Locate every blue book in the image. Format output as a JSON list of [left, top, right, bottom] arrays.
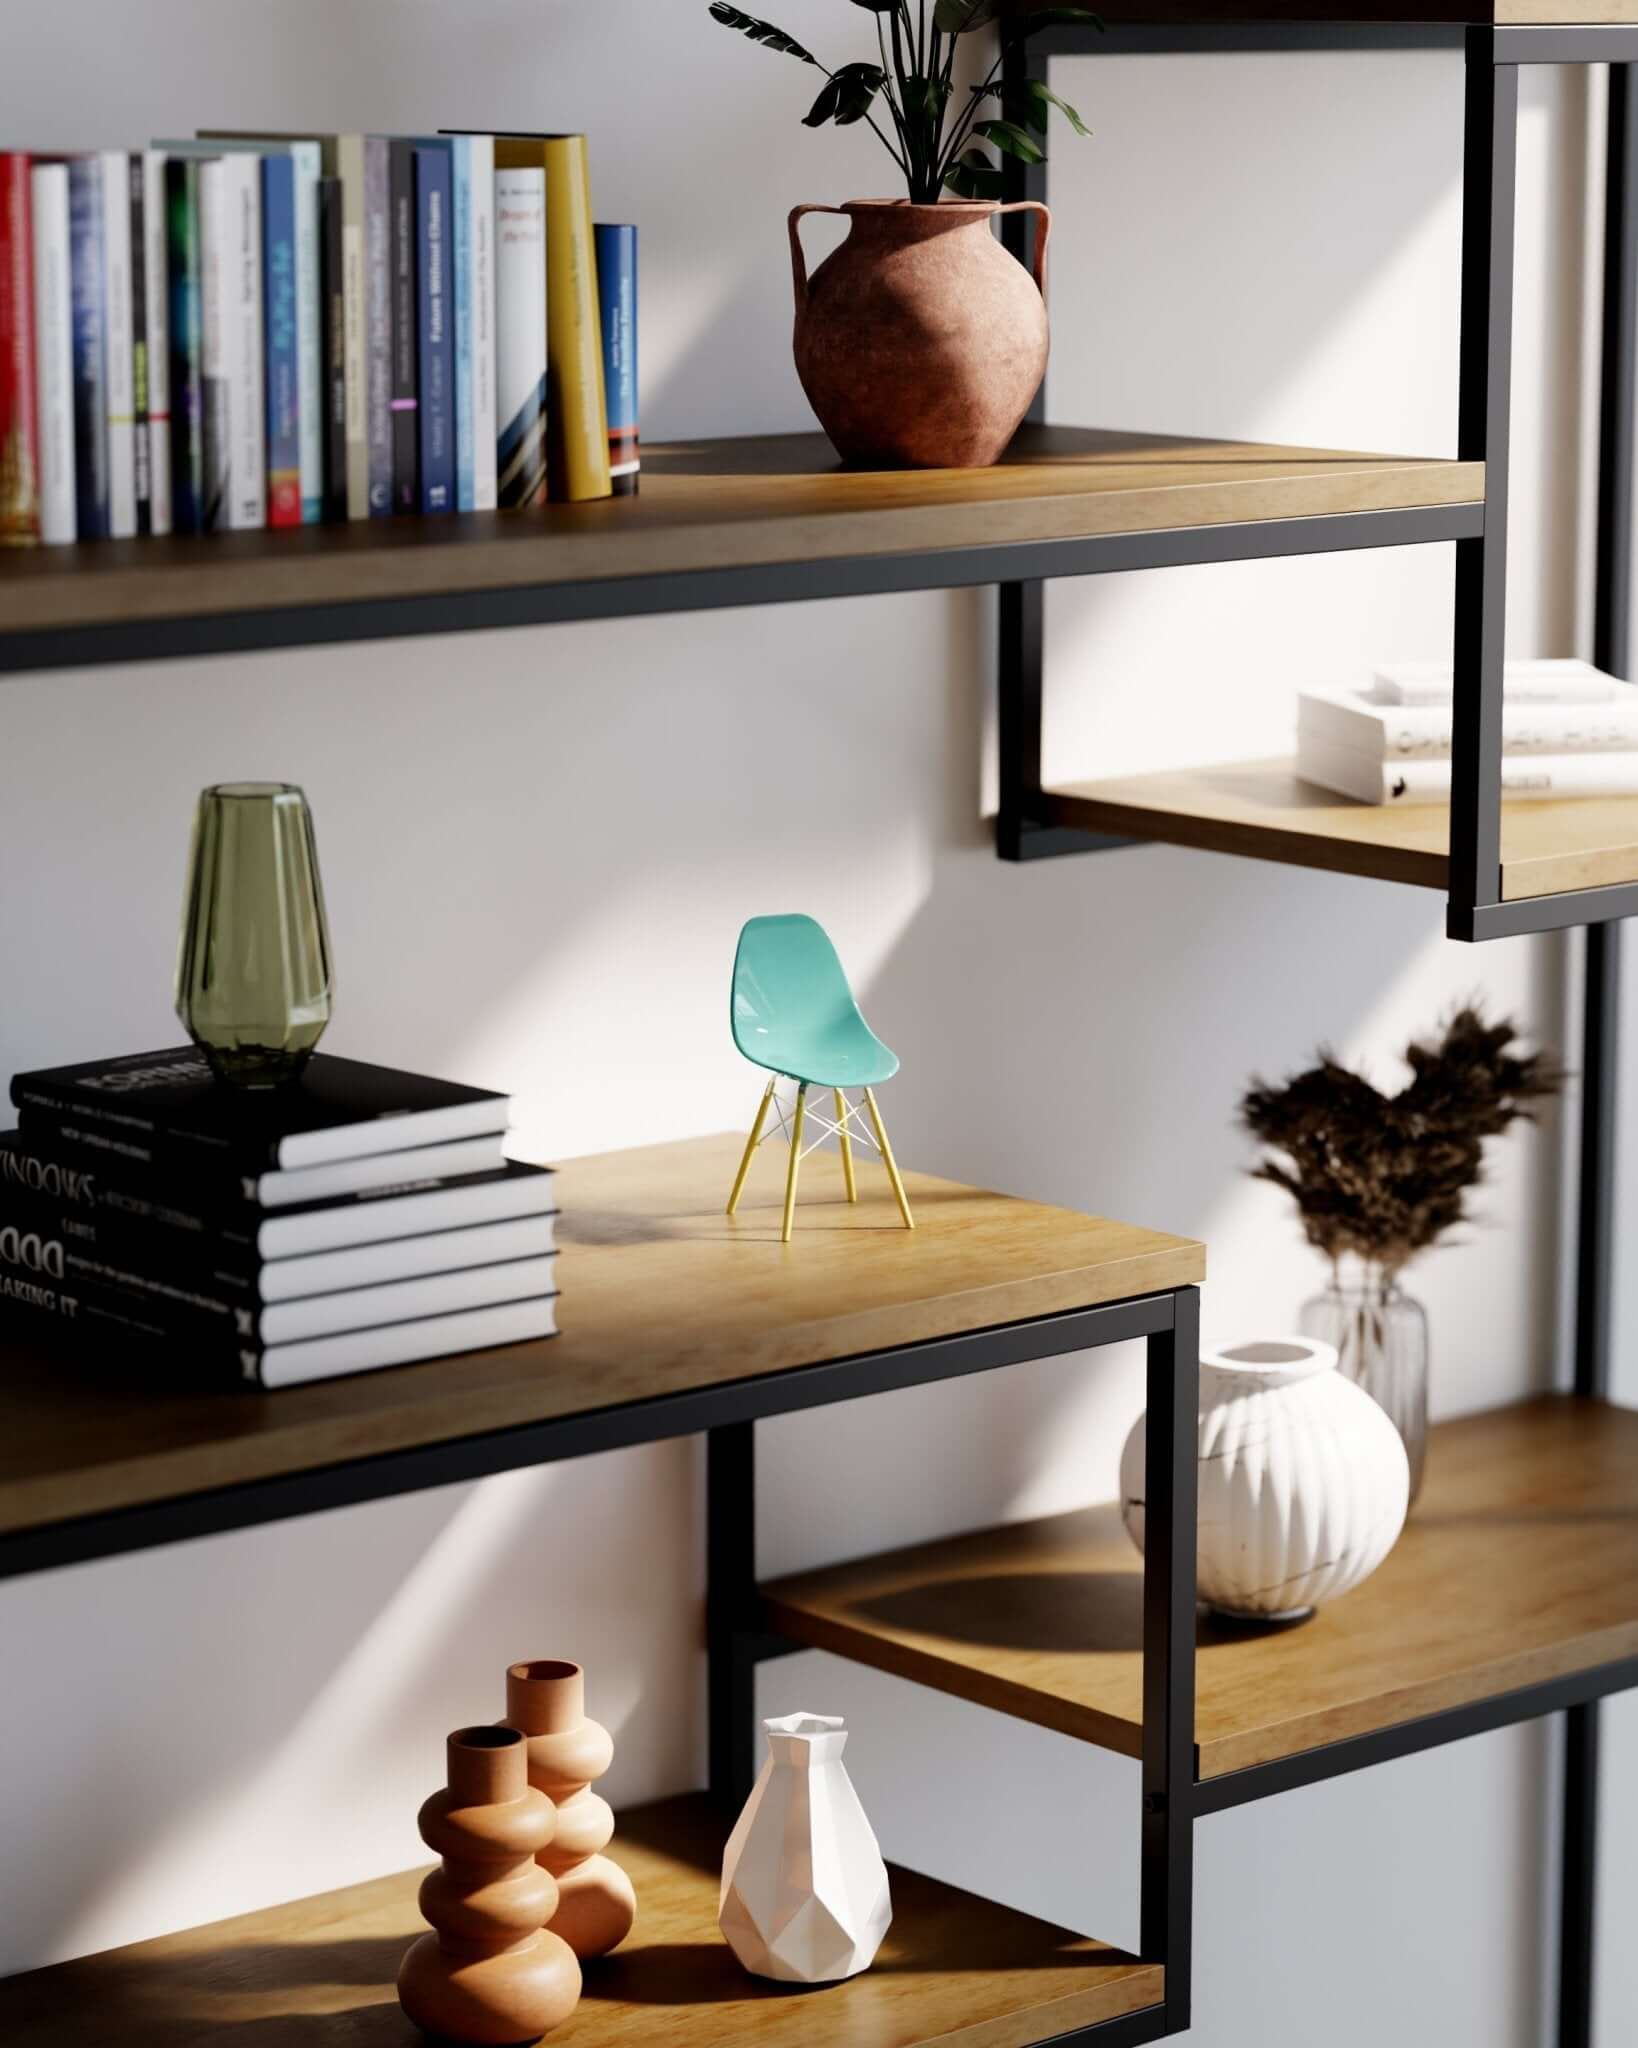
[[67, 157, 110, 539], [595, 224, 639, 498], [451, 135, 474, 512], [414, 144, 454, 515], [261, 153, 301, 528]]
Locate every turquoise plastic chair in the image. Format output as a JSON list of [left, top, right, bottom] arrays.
[[726, 914, 914, 1242]]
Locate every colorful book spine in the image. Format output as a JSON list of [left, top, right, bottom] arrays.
[[126, 155, 152, 535], [0, 152, 38, 544], [337, 133, 367, 519], [493, 166, 546, 509], [595, 223, 638, 497], [261, 153, 301, 528], [30, 163, 74, 545], [388, 137, 418, 513], [99, 151, 136, 536], [415, 144, 454, 514], [318, 173, 346, 520], [364, 135, 392, 515], [141, 152, 172, 535], [164, 155, 206, 534], [539, 136, 611, 503], [450, 136, 475, 510], [287, 143, 323, 523], [220, 153, 265, 528], [466, 134, 496, 511], [67, 156, 109, 540]]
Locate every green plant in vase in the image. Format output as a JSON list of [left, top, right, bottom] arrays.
[[1240, 1007, 1561, 1506], [706, 2, 1102, 469]]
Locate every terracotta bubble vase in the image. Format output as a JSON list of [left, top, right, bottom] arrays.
[[397, 1725, 581, 2045], [504, 1659, 637, 1959], [789, 198, 1050, 470]]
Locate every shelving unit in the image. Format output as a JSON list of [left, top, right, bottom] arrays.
[[0, 1795, 1162, 2048]]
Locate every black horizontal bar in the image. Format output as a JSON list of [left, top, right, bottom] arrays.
[[1032, 2000, 1176, 2047], [0, 1290, 1176, 1582], [0, 503, 1482, 678], [1193, 1653, 1638, 1813], [1003, 821, 1142, 861], [1043, 21, 1466, 54], [1449, 878, 1638, 940], [1495, 24, 1638, 62]]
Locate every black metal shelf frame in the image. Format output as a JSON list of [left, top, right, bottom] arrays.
[[1000, 19, 1635, 2048]]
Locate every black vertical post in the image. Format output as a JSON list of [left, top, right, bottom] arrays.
[[707, 1421, 759, 1810], [1448, 34, 1518, 934], [1142, 1288, 1200, 2029]]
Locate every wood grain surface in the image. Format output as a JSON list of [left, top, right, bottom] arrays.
[[763, 1398, 1638, 1777], [0, 1795, 1160, 2048], [0, 1134, 1203, 1537], [0, 428, 1479, 634], [1047, 762, 1638, 902]]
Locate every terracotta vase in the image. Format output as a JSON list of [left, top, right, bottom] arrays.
[[789, 197, 1050, 470], [397, 1726, 581, 2045], [504, 1659, 637, 1959]]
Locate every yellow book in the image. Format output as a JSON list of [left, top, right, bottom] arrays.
[[490, 135, 611, 503]]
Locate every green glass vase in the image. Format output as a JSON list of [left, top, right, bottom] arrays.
[[174, 783, 334, 1088]]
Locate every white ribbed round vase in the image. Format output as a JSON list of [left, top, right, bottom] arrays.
[[1120, 1335, 1410, 1622]]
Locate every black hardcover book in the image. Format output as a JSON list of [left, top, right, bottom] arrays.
[[319, 173, 347, 521], [0, 1272, 558, 1390], [166, 155, 207, 535], [128, 153, 152, 536], [0, 1130, 556, 1261], [389, 137, 419, 513], [13, 1046, 510, 1172]]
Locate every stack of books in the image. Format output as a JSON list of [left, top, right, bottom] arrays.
[[1296, 658, 1638, 806], [0, 130, 638, 547], [0, 1048, 558, 1389]]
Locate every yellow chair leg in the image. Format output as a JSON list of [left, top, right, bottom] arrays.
[[726, 1078, 776, 1217], [782, 1084, 809, 1244], [863, 1087, 914, 1230], [835, 1089, 858, 1203]]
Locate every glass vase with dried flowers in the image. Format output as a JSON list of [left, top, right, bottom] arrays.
[[1240, 1008, 1560, 1505]]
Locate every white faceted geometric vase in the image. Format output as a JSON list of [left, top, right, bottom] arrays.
[[718, 1712, 893, 1984], [1121, 1335, 1410, 1622]]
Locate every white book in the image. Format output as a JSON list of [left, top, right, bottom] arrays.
[[1298, 734, 1638, 806], [287, 142, 323, 522], [494, 166, 547, 507], [252, 1132, 508, 1209], [29, 163, 75, 545], [259, 1210, 557, 1302], [194, 151, 266, 530], [453, 134, 498, 512], [256, 1159, 556, 1260], [337, 133, 369, 520], [258, 1290, 557, 1390], [258, 1251, 556, 1344], [141, 151, 171, 535], [99, 150, 136, 536], [1373, 657, 1620, 707], [1300, 681, 1638, 763]]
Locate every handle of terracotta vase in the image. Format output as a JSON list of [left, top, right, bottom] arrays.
[[789, 204, 848, 315], [995, 200, 1051, 299]]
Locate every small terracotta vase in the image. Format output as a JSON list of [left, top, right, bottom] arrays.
[[789, 197, 1050, 469], [504, 1660, 637, 1959], [397, 1726, 581, 2045]]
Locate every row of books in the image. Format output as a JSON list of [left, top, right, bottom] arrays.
[[0, 1047, 558, 1390], [0, 131, 639, 546], [1297, 659, 1638, 805]]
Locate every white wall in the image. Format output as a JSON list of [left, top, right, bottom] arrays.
[[0, 4, 1614, 2041]]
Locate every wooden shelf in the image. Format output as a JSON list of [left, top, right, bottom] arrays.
[[0, 1793, 1159, 2048], [1047, 760, 1638, 902], [0, 1133, 1202, 1545], [763, 1397, 1638, 1780], [0, 427, 1478, 672], [1025, 0, 1638, 26]]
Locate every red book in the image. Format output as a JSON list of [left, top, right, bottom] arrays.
[[0, 152, 39, 546]]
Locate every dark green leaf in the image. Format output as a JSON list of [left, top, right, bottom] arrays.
[[707, 2, 817, 62], [833, 60, 889, 124], [932, 0, 1000, 32], [943, 147, 1005, 199], [901, 72, 953, 122], [803, 75, 843, 124], [1013, 6, 1104, 31], [975, 118, 1046, 164], [848, 0, 902, 9], [1005, 75, 1091, 136]]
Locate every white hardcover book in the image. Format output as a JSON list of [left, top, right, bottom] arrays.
[[338, 133, 368, 520], [99, 150, 136, 536], [29, 164, 75, 545], [1298, 734, 1638, 806], [256, 1161, 557, 1260], [141, 151, 171, 534], [1374, 657, 1619, 707], [259, 1252, 556, 1344], [259, 1211, 558, 1303], [221, 153, 264, 528], [259, 1292, 558, 1390], [286, 142, 322, 522], [468, 134, 497, 510], [494, 166, 547, 508], [1299, 683, 1638, 763]]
